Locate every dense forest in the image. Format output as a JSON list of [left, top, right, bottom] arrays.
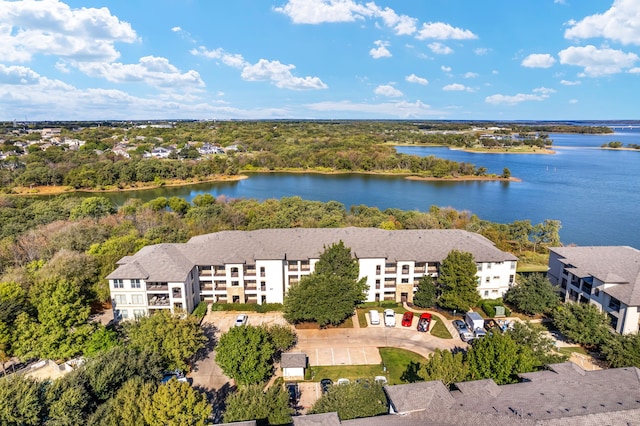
[[1, 120, 611, 192]]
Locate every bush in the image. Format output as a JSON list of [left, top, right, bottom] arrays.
[[209, 303, 283, 313], [191, 301, 208, 320], [357, 301, 400, 309], [478, 299, 510, 317]]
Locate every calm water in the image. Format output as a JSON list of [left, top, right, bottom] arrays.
[[94, 129, 640, 248]]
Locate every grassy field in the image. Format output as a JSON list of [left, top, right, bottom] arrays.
[[430, 316, 453, 339], [516, 251, 550, 273], [356, 309, 368, 328], [306, 347, 428, 385]]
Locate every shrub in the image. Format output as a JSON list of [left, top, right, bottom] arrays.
[[209, 303, 283, 313], [191, 301, 208, 320], [478, 299, 510, 317]]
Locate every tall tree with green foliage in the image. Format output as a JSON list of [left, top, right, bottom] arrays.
[[223, 384, 293, 426], [0, 375, 45, 426], [143, 379, 210, 426], [215, 325, 276, 385], [266, 324, 297, 359], [552, 303, 611, 346], [124, 310, 206, 371], [413, 274, 437, 308], [503, 273, 560, 315], [310, 381, 388, 420], [437, 250, 480, 312], [507, 321, 567, 366], [87, 377, 156, 426], [284, 241, 367, 327], [418, 348, 468, 388], [466, 333, 536, 385], [600, 333, 640, 368]]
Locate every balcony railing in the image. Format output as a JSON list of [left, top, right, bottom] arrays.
[[147, 284, 168, 291], [244, 268, 256, 276], [199, 270, 212, 276], [288, 265, 299, 271], [215, 285, 227, 291], [200, 284, 214, 291], [414, 267, 426, 274], [246, 286, 257, 291], [148, 295, 169, 306]]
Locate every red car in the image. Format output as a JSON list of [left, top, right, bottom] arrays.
[[417, 313, 432, 332], [401, 311, 414, 327]]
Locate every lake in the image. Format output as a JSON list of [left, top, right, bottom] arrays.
[[95, 129, 640, 248]]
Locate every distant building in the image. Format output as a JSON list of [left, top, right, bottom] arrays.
[[548, 245, 640, 334], [106, 228, 516, 321]]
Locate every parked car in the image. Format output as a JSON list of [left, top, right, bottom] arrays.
[[336, 378, 350, 385], [459, 331, 475, 343], [369, 309, 380, 325], [234, 314, 248, 327], [384, 309, 396, 327], [320, 378, 333, 394], [452, 319, 468, 334], [286, 382, 300, 405], [417, 313, 432, 332], [401, 311, 414, 327], [161, 371, 188, 384], [374, 376, 388, 386]]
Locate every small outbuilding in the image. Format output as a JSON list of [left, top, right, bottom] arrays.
[[281, 352, 307, 380]]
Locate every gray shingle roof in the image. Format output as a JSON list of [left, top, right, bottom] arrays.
[[108, 228, 516, 284], [293, 412, 341, 426], [549, 246, 640, 306], [281, 352, 307, 369]]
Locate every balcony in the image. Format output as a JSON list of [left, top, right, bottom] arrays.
[[213, 268, 225, 277], [288, 264, 299, 271], [172, 289, 182, 299], [200, 284, 214, 291], [148, 295, 169, 306], [199, 269, 212, 276], [246, 285, 257, 291], [215, 285, 227, 291], [244, 267, 256, 276], [147, 283, 168, 292], [414, 267, 426, 274]]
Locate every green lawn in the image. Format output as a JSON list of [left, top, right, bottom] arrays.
[[430, 316, 453, 339], [356, 309, 368, 328], [557, 345, 588, 357], [307, 347, 428, 386]]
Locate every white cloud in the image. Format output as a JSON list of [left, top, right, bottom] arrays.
[[375, 6, 417, 35], [554, 0, 566, 4], [474, 48, 489, 56], [441, 65, 452, 72], [442, 83, 473, 92], [564, 0, 640, 45], [241, 59, 328, 90], [521, 53, 557, 68], [463, 72, 478, 78], [369, 40, 391, 59], [192, 46, 327, 90], [533, 87, 556, 95], [374, 84, 403, 97], [428, 42, 453, 55], [0, 0, 137, 63], [416, 22, 478, 40], [405, 73, 428, 85], [485, 90, 550, 105], [76, 56, 204, 88], [560, 79, 581, 86], [558, 45, 638, 76], [171, 26, 181, 32], [306, 99, 443, 118], [55, 61, 70, 73], [569, 99, 578, 104], [630, 67, 640, 73]]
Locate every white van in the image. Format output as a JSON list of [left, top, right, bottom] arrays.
[[369, 310, 380, 325], [384, 309, 396, 327]]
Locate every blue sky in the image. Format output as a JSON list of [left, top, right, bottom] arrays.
[[0, 0, 639, 121]]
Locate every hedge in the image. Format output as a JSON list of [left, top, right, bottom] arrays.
[[478, 299, 511, 317], [209, 303, 284, 313]]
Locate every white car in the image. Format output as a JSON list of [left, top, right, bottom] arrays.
[[384, 309, 396, 327], [234, 314, 248, 327]]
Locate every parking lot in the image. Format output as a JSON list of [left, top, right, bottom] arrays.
[[202, 310, 289, 333]]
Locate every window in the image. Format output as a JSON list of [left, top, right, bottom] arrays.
[[260, 267, 266, 277], [401, 265, 409, 274], [131, 279, 141, 289], [113, 279, 124, 289], [232, 295, 240, 303], [493, 276, 500, 280], [376, 265, 381, 275], [375, 279, 380, 290], [608, 297, 621, 311], [232, 281, 239, 287], [477, 263, 482, 271], [509, 275, 515, 284], [484, 290, 489, 297], [401, 278, 409, 284], [485, 277, 490, 283], [113, 294, 127, 305], [115, 309, 128, 320], [133, 309, 145, 318], [511, 261, 516, 270], [131, 294, 144, 305], [594, 288, 600, 297], [486, 263, 491, 269]]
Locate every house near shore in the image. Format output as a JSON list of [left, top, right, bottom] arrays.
[[106, 228, 516, 321], [547, 245, 640, 334]]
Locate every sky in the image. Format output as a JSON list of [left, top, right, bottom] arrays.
[[0, 0, 639, 121]]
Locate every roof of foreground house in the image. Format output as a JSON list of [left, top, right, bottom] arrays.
[[107, 228, 516, 282], [549, 246, 640, 306]]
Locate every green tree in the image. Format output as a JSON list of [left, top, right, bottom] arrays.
[[507, 321, 567, 366], [124, 311, 206, 371], [413, 274, 437, 308], [552, 303, 611, 346], [310, 381, 388, 420], [418, 348, 468, 388], [143, 379, 210, 426], [215, 325, 275, 385], [88, 377, 156, 426], [0, 281, 29, 325], [83, 325, 119, 357], [44, 372, 93, 426], [501, 167, 511, 179], [0, 375, 45, 426], [168, 197, 190, 216], [223, 384, 292, 426], [503, 273, 560, 315], [437, 250, 480, 312], [532, 219, 561, 251], [69, 196, 115, 220], [466, 333, 536, 385], [600, 333, 640, 368], [266, 324, 297, 357], [284, 242, 367, 327]]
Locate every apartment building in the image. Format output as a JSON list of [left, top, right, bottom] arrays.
[[547, 245, 640, 334], [106, 228, 517, 321]]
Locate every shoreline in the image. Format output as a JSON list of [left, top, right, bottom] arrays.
[[7, 169, 519, 197], [392, 143, 555, 154]]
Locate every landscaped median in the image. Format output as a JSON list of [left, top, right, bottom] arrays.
[[356, 302, 453, 339]]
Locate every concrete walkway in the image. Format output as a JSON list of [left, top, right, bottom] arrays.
[[402, 303, 460, 338]]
